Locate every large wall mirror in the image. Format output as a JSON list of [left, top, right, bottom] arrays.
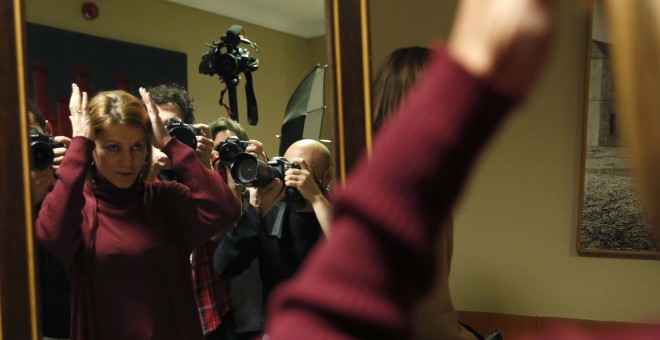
[[0, 0, 369, 339], [23, 0, 333, 158]]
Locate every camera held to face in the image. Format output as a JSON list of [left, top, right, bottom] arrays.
[[165, 117, 202, 149], [29, 127, 64, 170], [215, 136, 250, 165], [230, 153, 306, 210]]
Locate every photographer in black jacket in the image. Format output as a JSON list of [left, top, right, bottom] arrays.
[[214, 139, 333, 327]]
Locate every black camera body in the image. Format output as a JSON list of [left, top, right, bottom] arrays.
[[200, 25, 259, 83], [29, 127, 64, 170], [231, 154, 306, 209], [200, 25, 260, 125], [215, 136, 250, 165], [165, 117, 201, 149]]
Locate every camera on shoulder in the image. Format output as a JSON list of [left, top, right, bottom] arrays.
[[29, 127, 64, 170]]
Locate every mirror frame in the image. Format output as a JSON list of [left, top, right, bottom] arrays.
[[328, 0, 372, 181], [0, 0, 373, 336], [0, 0, 40, 338]]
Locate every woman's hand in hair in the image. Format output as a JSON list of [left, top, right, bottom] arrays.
[[139, 87, 172, 149], [69, 84, 93, 139]]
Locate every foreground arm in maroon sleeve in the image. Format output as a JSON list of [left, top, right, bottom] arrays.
[[265, 1, 556, 337], [265, 47, 517, 339]]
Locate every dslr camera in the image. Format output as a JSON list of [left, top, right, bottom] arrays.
[[230, 154, 306, 209], [200, 25, 259, 81], [199, 25, 260, 125], [215, 136, 250, 165], [165, 117, 202, 149], [29, 127, 64, 170]]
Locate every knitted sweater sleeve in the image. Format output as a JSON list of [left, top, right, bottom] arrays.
[[35, 137, 94, 270], [163, 138, 241, 251], [264, 47, 519, 339]]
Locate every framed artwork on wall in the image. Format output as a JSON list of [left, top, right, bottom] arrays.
[[576, 2, 659, 258]]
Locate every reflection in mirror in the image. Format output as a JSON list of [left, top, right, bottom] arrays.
[[25, 0, 331, 157], [24, 0, 329, 337]]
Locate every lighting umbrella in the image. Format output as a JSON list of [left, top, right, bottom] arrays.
[[278, 64, 327, 155]]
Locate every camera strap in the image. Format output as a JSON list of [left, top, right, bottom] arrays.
[[219, 85, 237, 121], [245, 71, 259, 125], [227, 80, 240, 122]]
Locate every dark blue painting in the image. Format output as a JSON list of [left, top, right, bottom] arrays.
[[26, 23, 187, 136]]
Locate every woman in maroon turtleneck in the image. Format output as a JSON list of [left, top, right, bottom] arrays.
[[36, 85, 241, 340]]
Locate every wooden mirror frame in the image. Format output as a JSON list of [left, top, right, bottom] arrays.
[[0, 0, 40, 338], [328, 0, 372, 181], [0, 0, 373, 336]]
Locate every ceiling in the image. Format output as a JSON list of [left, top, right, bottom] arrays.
[[165, 0, 326, 38]]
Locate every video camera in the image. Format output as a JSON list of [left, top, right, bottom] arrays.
[[165, 117, 202, 149], [215, 136, 250, 166], [29, 127, 64, 170], [230, 153, 306, 210], [200, 25, 260, 125]]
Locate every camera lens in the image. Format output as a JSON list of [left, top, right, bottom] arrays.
[[217, 142, 243, 164], [218, 54, 239, 78], [231, 153, 278, 187], [235, 155, 258, 183], [169, 126, 197, 149], [31, 141, 55, 170]]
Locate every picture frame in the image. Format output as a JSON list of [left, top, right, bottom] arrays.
[[576, 2, 659, 258]]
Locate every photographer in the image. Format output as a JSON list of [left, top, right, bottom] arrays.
[[192, 116, 266, 340], [213, 139, 333, 325], [281, 139, 333, 235], [146, 84, 215, 181], [28, 100, 70, 204], [27, 100, 72, 340]]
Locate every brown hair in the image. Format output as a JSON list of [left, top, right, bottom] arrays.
[[148, 83, 195, 124], [87, 90, 153, 181], [209, 116, 249, 141], [372, 47, 431, 132]]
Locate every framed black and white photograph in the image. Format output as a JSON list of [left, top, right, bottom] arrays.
[[577, 2, 659, 257]]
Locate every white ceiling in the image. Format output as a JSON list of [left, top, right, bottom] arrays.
[[165, 0, 326, 38]]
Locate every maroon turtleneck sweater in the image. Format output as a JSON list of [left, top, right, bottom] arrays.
[[36, 137, 241, 340]]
